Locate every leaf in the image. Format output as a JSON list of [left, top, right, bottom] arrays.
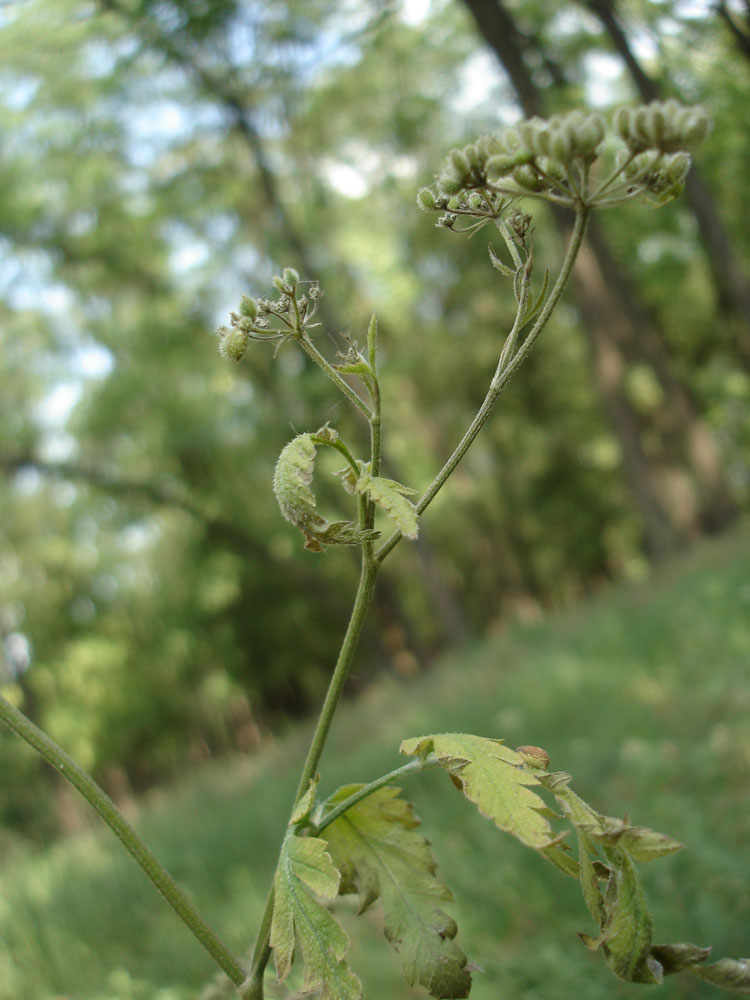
[[650, 942, 712, 976], [273, 433, 325, 541], [598, 846, 661, 984], [291, 776, 319, 826], [322, 785, 471, 998], [521, 269, 549, 324], [577, 830, 606, 925], [273, 432, 376, 551], [689, 957, 750, 993], [355, 472, 418, 539], [270, 833, 361, 1000], [400, 734, 555, 849], [586, 816, 685, 863], [540, 771, 608, 836], [542, 773, 684, 862]]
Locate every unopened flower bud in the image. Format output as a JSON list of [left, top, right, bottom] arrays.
[[550, 128, 573, 164], [282, 267, 300, 289], [416, 187, 437, 211], [486, 153, 521, 180], [239, 295, 258, 320], [512, 164, 544, 192], [219, 327, 250, 362], [448, 148, 471, 177], [613, 106, 632, 143]]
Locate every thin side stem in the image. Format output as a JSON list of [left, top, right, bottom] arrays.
[[314, 758, 438, 834], [0, 693, 248, 992], [299, 334, 372, 420], [375, 205, 590, 566]]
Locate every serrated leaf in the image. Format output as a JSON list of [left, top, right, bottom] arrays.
[[400, 734, 555, 849], [270, 833, 361, 1000], [355, 473, 418, 539], [689, 957, 750, 993], [587, 817, 685, 862], [598, 846, 660, 984], [650, 942, 712, 976], [322, 785, 471, 999], [540, 771, 609, 836], [541, 773, 684, 864], [578, 831, 606, 925], [540, 844, 579, 879]]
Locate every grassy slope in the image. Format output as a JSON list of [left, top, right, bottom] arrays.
[[0, 523, 748, 1000]]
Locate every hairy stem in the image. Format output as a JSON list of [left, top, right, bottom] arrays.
[[0, 693, 248, 992], [246, 550, 380, 996], [299, 334, 372, 420], [375, 205, 590, 565]]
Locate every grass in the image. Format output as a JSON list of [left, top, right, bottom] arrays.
[[1, 522, 749, 1000]]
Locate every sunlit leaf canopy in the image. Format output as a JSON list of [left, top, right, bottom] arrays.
[[0, 0, 748, 834]]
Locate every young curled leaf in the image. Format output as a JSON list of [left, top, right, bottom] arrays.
[[322, 785, 471, 998], [400, 734, 555, 849], [649, 942, 712, 976], [688, 956, 750, 993], [598, 846, 661, 984], [270, 833, 361, 1000], [585, 816, 685, 863], [355, 470, 419, 539], [273, 432, 378, 551]]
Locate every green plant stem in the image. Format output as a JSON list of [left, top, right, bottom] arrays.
[[246, 550, 380, 997], [299, 333, 372, 420], [0, 692, 248, 993], [314, 757, 439, 834], [375, 205, 590, 566]]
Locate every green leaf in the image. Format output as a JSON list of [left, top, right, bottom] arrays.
[[586, 817, 685, 863], [650, 942, 712, 976], [541, 771, 608, 835], [291, 776, 319, 826], [270, 833, 362, 1000], [322, 785, 471, 999], [598, 846, 660, 984], [522, 269, 549, 324], [273, 432, 376, 551], [689, 957, 750, 993], [577, 831, 606, 925], [273, 433, 325, 543], [400, 734, 555, 849], [355, 471, 418, 539]]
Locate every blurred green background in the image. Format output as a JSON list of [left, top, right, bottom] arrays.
[[0, 0, 748, 997]]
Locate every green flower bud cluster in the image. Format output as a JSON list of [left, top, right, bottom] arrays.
[[432, 112, 606, 202], [436, 135, 502, 196], [613, 100, 710, 154], [216, 272, 322, 362], [619, 149, 692, 203], [489, 111, 605, 174]]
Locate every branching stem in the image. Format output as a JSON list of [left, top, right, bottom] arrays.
[[314, 757, 439, 834], [375, 205, 590, 565]]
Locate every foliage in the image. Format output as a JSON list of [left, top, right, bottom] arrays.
[[1, 521, 749, 999], [3, 72, 748, 1000], [1, 0, 749, 836]]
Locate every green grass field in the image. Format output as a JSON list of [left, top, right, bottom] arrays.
[[1, 523, 749, 1000]]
